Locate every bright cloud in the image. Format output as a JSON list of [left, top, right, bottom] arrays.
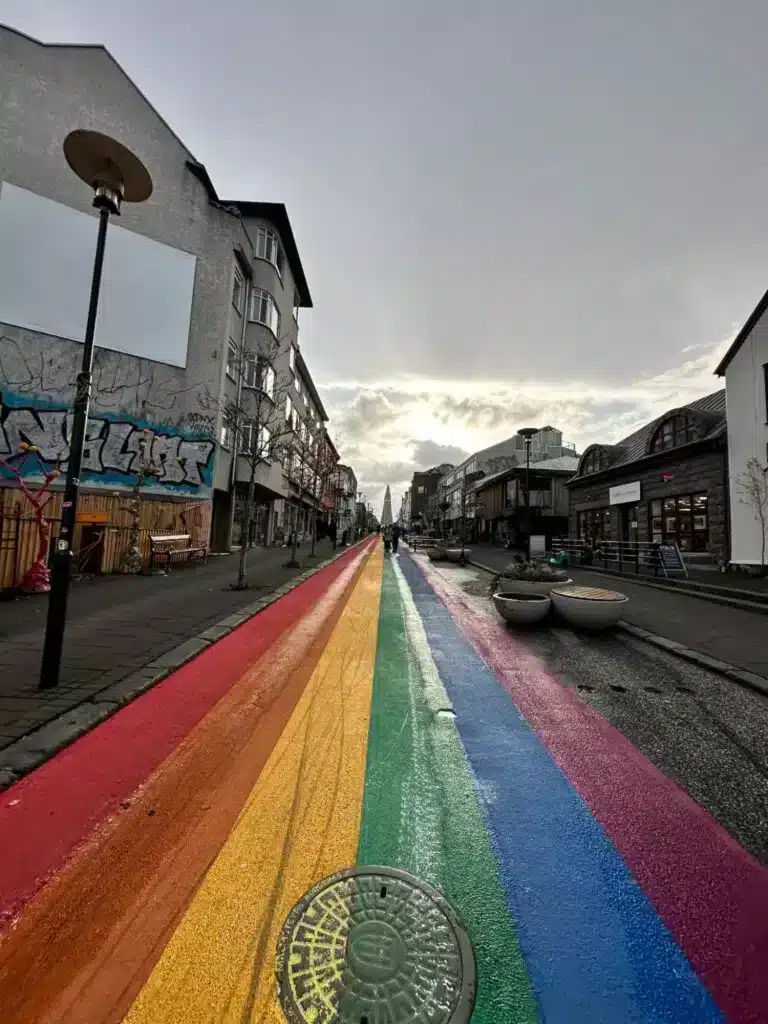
[[320, 334, 733, 518]]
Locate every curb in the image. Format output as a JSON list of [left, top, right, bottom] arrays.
[[549, 564, 768, 616], [0, 538, 373, 792], [617, 622, 768, 699], [467, 558, 768, 700]]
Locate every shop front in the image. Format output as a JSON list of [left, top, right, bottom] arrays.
[[566, 391, 727, 564]]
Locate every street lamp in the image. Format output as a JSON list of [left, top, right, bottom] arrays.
[[39, 131, 152, 690], [517, 428, 538, 560]]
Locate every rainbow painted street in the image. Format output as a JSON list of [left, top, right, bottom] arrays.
[[1, 539, 766, 1023]]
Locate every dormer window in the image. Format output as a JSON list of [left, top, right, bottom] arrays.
[[650, 414, 697, 453], [581, 448, 607, 474]]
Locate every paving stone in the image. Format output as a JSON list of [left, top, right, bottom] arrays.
[[92, 666, 171, 707]]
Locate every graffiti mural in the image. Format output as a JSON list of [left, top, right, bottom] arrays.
[[0, 393, 215, 494]]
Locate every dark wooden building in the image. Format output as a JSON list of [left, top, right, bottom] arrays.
[[566, 391, 728, 565]]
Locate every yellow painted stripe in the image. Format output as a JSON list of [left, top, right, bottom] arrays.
[[123, 547, 383, 1024]]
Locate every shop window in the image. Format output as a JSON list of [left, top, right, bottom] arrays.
[[577, 507, 611, 543], [649, 493, 708, 551]]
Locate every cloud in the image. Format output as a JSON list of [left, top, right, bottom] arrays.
[[319, 332, 733, 517], [410, 439, 470, 469]]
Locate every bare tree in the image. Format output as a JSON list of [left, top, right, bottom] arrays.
[[0, 444, 61, 593], [300, 429, 339, 557], [115, 429, 163, 573], [737, 456, 768, 572], [202, 332, 296, 589]]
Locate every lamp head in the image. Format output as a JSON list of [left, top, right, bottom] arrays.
[[63, 130, 152, 215]]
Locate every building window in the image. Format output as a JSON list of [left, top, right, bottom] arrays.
[[649, 494, 708, 552], [650, 415, 697, 453], [221, 422, 233, 449], [293, 291, 301, 322], [289, 344, 296, 373], [232, 270, 244, 313], [764, 363, 768, 422], [255, 226, 284, 276], [241, 421, 271, 457], [577, 508, 611, 543], [581, 448, 606, 474], [250, 287, 280, 335], [261, 362, 275, 399], [286, 395, 293, 424], [295, 373, 302, 398], [226, 339, 238, 379], [417, 485, 425, 494]]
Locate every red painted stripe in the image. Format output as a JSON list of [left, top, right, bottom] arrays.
[[419, 559, 768, 1024], [0, 542, 371, 928]]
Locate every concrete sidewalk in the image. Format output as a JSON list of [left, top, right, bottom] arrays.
[[470, 545, 768, 680], [0, 538, 341, 751]]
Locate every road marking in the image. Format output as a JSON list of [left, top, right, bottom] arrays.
[[123, 547, 383, 1024]]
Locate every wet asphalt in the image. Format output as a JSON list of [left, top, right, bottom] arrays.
[[458, 573, 768, 867]]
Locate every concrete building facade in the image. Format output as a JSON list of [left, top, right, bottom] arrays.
[[0, 24, 327, 583]]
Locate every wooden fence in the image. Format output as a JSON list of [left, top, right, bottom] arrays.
[[0, 488, 211, 592]]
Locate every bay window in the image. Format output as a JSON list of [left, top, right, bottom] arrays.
[[255, 225, 285, 276], [250, 287, 280, 336]]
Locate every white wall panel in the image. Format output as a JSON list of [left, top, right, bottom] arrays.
[[0, 182, 196, 367]]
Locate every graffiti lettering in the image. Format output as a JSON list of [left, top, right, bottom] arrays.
[[0, 394, 215, 492], [186, 412, 215, 435]]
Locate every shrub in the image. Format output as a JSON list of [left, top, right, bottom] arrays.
[[499, 561, 570, 583]]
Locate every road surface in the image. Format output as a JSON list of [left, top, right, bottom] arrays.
[[0, 540, 766, 1023]]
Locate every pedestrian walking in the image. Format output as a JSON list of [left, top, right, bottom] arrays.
[[329, 519, 337, 552], [383, 524, 392, 553], [392, 522, 401, 554]]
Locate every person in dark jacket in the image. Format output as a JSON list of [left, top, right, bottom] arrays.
[[391, 523, 401, 554], [329, 519, 337, 551]]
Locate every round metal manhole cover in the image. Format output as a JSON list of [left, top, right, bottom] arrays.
[[275, 865, 476, 1023]]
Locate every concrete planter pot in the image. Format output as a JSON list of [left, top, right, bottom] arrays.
[[444, 547, 472, 563], [492, 592, 551, 626], [550, 585, 628, 629], [427, 547, 447, 561], [497, 576, 572, 596]]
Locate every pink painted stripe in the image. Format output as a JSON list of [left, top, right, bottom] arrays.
[[419, 558, 768, 1024]]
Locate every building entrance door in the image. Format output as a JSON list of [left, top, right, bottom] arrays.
[[621, 505, 639, 543]]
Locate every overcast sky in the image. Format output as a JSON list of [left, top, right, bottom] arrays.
[[3, 0, 768, 516]]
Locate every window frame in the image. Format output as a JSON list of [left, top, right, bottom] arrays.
[[255, 225, 285, 278], [249, 287, 280, 337], [763, 363, 768, 423], [220, 422, 233, 450], [232, 269, 244, 314], [226, 338, 238, 380]]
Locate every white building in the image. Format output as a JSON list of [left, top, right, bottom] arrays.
[[716, 289, 768, 565]]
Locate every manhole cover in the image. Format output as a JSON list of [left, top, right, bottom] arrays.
[[276, 865, 476, 1023]]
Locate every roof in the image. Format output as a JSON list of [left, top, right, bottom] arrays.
[[470, 455, 580, 493], [187, 162, 312, 308], [571, 389, 726, 483], [715, 286, 768, 376], [295, 349, 328, 422]]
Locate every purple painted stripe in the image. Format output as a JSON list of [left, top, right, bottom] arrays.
[[418, 558, 768, 1024]]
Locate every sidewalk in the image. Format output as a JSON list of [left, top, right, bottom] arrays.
[[470, 545, 768, 679], [0, 538, 339, 750]]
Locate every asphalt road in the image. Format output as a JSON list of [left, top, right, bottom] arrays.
[[454, 565, 768, 867]]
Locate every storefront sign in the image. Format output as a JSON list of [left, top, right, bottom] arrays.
[[609, 481, 641, 505], [529, 534, 546, 556]]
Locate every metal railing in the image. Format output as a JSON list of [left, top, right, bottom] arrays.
[[551, 537, 688, 578]]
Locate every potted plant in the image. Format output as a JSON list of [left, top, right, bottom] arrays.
[[494, 561, 572, 596]]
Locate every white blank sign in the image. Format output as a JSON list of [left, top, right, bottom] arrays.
[[0, 182, 196, 368]]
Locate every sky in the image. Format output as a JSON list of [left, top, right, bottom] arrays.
[[4, 0, 768, 517]]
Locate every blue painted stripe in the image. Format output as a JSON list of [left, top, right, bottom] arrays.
[[399, 554, 722, 1024]]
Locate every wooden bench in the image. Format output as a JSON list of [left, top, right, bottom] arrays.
[[149, 533, 207, 571]]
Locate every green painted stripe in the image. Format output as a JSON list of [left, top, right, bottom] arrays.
[[358, 557, 539, 1023]]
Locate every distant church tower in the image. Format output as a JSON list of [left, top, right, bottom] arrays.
[[381, 486, 393, 527]]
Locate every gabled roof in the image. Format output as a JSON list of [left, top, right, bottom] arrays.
[[469, 455, 580, 493], [715, 286, 768, 376], [571, 390, 726, 483], [186, 162, 312, 308]]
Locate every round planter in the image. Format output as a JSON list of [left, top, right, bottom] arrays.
[[493, 592, 551, 626], [427, 547, 447, 561], [497, 576, 572, 596], [444, 547, 472, 563], [550, 585, 628, 629]]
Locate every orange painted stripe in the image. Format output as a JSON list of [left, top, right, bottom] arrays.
[[0, 551, 370, 1024]]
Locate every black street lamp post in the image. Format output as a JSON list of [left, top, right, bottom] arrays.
[[39, 131, 152, 690], [517, 428, 538, 560]]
